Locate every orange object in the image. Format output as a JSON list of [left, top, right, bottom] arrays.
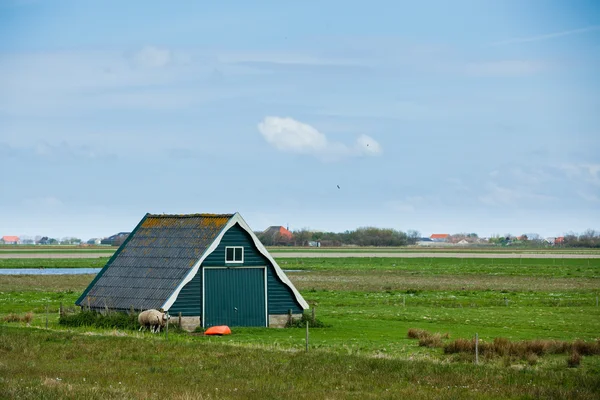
[[204, 325, 231, 335]]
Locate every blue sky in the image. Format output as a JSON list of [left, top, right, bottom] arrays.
[[1, 0, 599, 240]]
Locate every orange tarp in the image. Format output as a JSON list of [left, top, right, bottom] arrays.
[[204, 325, 231, 335]]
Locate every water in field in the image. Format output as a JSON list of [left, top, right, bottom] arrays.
[[0, 268, 102, 275]]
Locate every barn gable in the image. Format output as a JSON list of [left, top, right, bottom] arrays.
[[76, 212, 308, 327], [169, 223, 305, 318]]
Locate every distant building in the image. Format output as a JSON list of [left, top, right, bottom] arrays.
[[101, 232, 130, 246], [457, 239, 469, 245], [430, 234, 450, 242], [87, 238, 102, 245], [262, 226, 293, 246], [1, 236, 20, 245]]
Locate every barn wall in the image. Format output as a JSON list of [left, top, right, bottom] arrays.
[[169, 273, 201, 316], [204, 223, 304, 315], [170, 223, 303, 320]]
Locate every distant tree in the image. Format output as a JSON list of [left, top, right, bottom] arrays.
[[293, 229, 312, 247], [407, 230, 420, 245]]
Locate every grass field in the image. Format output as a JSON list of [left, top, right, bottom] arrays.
[[1, 256, 599, 398]]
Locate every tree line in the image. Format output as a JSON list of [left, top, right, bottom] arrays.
[[257, 227, 421, 247]]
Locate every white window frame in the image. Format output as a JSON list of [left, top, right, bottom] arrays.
[[225, 246, 244, 263]]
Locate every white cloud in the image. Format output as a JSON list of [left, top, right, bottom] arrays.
[[257, 116, 328, 153], [133, 46, 172, 68], [355, 134, 382, 156], [257, 116, 381, 160]]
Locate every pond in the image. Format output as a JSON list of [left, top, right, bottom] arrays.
[[0, 268, 101, 275]]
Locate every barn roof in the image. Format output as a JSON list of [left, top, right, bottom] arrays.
[[76, 213, 233, 311], [430, 234, 450, 239], [77, 213, 309, 312]]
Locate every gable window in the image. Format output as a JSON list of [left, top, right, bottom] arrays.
[[225, 246, 244, 263]]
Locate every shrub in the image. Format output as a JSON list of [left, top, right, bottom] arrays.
[[567, 351, 581, 368], [59, 310, 139, 330], [2, 313, 22, 323], [285, 312, 329, 328], [444, 338, 474, 354], [418, 333, 443, 348], [573, 339, 600, 356], [407, 328, 430, 339], [22, 312, 34, 324]]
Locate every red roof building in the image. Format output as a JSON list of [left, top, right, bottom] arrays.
[[430, 234, 449, 242], [1, 236, 20, 244]]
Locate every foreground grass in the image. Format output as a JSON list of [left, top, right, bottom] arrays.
[[1, 256, 599, 399], [1, 327, 599, 400]]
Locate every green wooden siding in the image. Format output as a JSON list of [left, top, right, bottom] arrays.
[[169, 223, 303, 320], [203, 223, 303, 315], [204, 268, 266, 327], [169, 273, 201, 316]]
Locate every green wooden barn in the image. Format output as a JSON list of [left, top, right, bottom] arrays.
[[76, 213, 308, 330]]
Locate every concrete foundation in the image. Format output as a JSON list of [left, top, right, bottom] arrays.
[[269, 314, 302, 328], [174, 316, 201, 332]]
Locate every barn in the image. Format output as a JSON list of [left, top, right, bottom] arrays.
[[76, 213, 308, 330]]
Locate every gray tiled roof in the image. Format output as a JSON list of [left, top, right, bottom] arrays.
[[77, 213, 233, 311]]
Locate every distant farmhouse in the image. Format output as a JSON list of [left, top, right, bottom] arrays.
[[430, 234, 450, 242], [101, 232, 130, 246], [1, 236, 20, 245], [262, 226, 293, 246], [76, 213, 308, 330]]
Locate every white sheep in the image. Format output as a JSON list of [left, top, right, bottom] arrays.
[[138, 309, 169, 333]]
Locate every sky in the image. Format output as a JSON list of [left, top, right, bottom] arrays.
[[1, 0, 599, 240]]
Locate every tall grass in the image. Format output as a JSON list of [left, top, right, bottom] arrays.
[[2, 327, 600, 400]]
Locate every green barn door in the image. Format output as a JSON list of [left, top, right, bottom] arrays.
[[204, 268, 266, 327]]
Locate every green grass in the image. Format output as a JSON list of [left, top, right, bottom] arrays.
[[279, 257, 600, 278], [1, 256, 599, 399], [1, 327, 599, 399], [0, 258, 108, 269]]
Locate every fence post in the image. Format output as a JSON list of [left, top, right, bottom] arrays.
[[305, 321, 309, 352], [165, 313, 169, 341], [178, 312, 182, 329], [504, 297, 508, 307], [596, 296, 598, 307], [475, 333, 479, 365], [288, 309, 292, 326], [403, 295, 406, 307], [59, 302, 64, 318], [130, 305, 134, 315]]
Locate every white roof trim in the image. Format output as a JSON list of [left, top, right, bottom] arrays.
[[161, 212, 308, 311], [232, 213, 309, 310]]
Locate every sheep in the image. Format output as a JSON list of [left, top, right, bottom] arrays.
[[138, 309, 169, 333]]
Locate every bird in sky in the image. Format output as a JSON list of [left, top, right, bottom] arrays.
[[337, 185, 340, 189]]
